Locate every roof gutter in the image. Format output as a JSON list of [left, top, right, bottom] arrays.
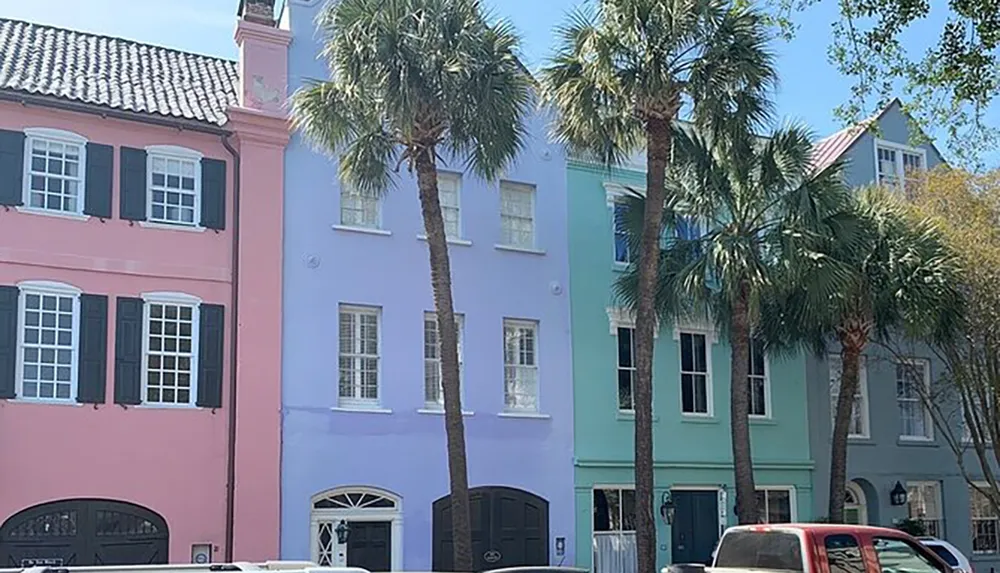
[[2, 87, 244, 561]]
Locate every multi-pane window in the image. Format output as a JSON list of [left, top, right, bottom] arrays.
[[616, 327, 635, 411], [144, 300, 197, 405], [593, 487, 636, 532], [340, 184, 380, 229], [829, 354, 869, 438], [876, 142, 925, 198], [18, 285, 78, 400], [680, 332, 709, 414], [755, 488, 793, 523], [971, 485, 999, 553], [907, 482, 943, 537], [338, 305, 380, 407], [149, 154, 199, 225], [25, 136, 84, 214], [504, 319, 539, 412], [499, 181, 535, 249], [877, 146, 900, 188], [438, 173, 462, 238], [613, 202, 632, 264], [423, 312, 463, 408], [749, 339, 768, 417], [897, 360, 932, 440]]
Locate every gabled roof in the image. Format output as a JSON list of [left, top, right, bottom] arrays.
[[0, 18, 239, 126], [809, 101, 893, 173]]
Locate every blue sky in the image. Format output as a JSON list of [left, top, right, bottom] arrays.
[[3, 0, 988, 153]]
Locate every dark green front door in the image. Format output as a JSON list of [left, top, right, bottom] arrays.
[[670, 490, 719, 565], [346, 521, 391, 572]]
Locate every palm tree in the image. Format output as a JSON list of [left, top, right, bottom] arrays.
[[541, 1, 776, 565], [768, 186, 962, 522], [290, 1, 532, 569], [615, 121, 851, 528]]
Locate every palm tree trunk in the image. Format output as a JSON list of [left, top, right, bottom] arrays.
[[634, 116, 670, 573], [828, 332, 864, 523], [730, 283, 758, 524], [414, 148, 473, 572]]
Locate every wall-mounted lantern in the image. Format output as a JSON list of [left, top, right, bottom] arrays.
[[335, 520, 351, 544], [660, 492, 676, 525], [890, 482, 909, 506]]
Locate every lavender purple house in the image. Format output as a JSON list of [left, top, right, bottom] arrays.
[[278, 1, 575, 570]]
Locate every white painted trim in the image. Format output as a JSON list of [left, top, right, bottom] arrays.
[[606, 307, 659, 338], [332, 224, 393, 237], [310, 487, 404, 572], [146, 148, 203, 228], [873, 138, 927, 194], [417, 408, 475, 416], [14, 281, 82, 403], [895, 357, 934, 441], [24, 127, 87, 144], [15, 206, 90, 221], [145, 144, 204, 160], [756, 485, 798, 522], [604, 181, 646, 206], [498, 179, 538, 250], [437, 170, 464, 240], [423, 312, 465, 410], [22, 129, 88, 217], [494, 244, 546, 255], [671, 318, 718, 344], [749, 342, 771, 420], [675, 329, 715, 418], [845, 481, 868, 525], [338, 304, 382, 409], [829, 354, 870, 439], [338, 182, 384, 230], [502, 317, 541, 414], [590, 485, 637, 535], [140, 294, 201, 407], [416, 234, 473, 247]]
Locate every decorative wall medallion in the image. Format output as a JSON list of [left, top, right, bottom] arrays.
[[483, 550, 501, 563], [305, 254, 321, 269]]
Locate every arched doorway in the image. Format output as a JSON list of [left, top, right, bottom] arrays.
[[432, 486, 549, 572], [0, 499, 168, 567], [310, 487, 403, 572], [844, 482, 868, 525]]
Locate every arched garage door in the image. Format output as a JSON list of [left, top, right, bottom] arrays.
[[0, 499, 168, 566]]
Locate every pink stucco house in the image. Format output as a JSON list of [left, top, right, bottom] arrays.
[[0, 1, 288, 566]]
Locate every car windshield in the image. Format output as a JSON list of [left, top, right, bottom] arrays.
[[713, 531, 804, 571], [927, 545, 959, 567]]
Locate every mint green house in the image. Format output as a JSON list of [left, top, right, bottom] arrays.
[[567, 156, 815, 571]]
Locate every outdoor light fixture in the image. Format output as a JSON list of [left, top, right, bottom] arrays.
[[890, 481, 908, 506], [335, 520, 351, 544], [660, 492, 676, 525]]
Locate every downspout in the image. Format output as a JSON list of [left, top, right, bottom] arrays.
[[220, 134, 242, 562]]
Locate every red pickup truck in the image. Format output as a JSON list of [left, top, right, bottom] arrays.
[[708, 524, 958, 573]]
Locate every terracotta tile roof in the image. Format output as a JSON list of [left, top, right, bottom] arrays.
[[0, 18, 239, 126]]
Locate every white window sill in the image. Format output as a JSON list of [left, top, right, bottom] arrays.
[[616, 411, 660, 422], [331, 406, 393, 414], [498, 411, 550, 419], [417, 234, 472, 247], [680, 414, 718, 424], [7, 398, 82, 407], [332, 224, 392, 236], [417, 407, 475, 416], [15, 206, 90, 221], [135, 403, 199, 409], [139, 220, 206, 233], [494, 244, 546, 256], [750, 416, 777, 425], [612, 262, 630, 272]]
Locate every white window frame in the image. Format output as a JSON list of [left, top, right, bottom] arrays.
[[145, 145, 203, 228], [906, 481, 943, 538], [748, 339, 770, 419], [503, 318, 540, 413], [140, 291, 201, 407], [755, 486, 798, 523], [20, 128, 88, 219], [498, 180, 537, 250], [338, 182, 382, 230], [437, 171, 463, 239], [970, 482, 999, 554], [592, 484, 637, 533], [338, 304, 382, 409], [608, 308, 660, 413], [829, 353, 870, 439], [874, 139, 927, 195], [896, 358, 933, 441], [310, 487, 404, 571], [14, 280, 82, 402], [422, 312, 464, 410], [676, 328, 714, 417]]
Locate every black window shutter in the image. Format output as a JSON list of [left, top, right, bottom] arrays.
[[84, 143, 114, 218], [114, 297, 143, 405], [0, 285, 18, 399], [119, 147, 147, 221], [200, 158, 227, 230], [197, 303, 225, 408], [77, 294, 108, 404], [0, 129, 25, 206]]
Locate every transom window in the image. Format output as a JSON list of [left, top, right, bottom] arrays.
[[144, 298, 198, 405], [340, 183, 380, 229], [616, 327, 635, 411], [755, 488, 793, 523], [313, 490, 398, 510], [18, 283, 79, 401], [423, 312, 463, 409], [680, 332, 709, 414], [844, 482, 868, 525], [503, 319, 539, 412], [897, 359, 932, 440], [907, 481, 943, 538], [438, 173, 462, 238], [499, 181, 535, 249], [970, 485, 999, 553], [876, 141, 926, 198], [149, 153, 199, 225], [338, 305, 380, 408], [749, 339, 768, 417], [829, 354, 869, 438], [24, 134, 84, 214], [613, 202, 632, 264]]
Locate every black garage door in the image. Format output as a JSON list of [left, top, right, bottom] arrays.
[[433, 486, 549, 572], [0, 499, 169, 567]]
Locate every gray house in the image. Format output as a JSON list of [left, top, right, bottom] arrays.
[[807, 99, 1000, 572]]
